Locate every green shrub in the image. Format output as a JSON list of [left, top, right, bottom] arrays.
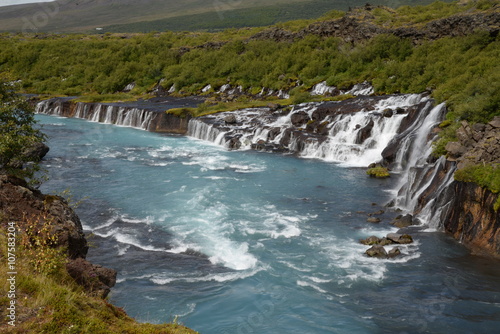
[[367, 166, 390, 178]]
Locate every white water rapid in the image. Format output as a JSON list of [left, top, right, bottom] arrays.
[[188, 93, 452, 229]]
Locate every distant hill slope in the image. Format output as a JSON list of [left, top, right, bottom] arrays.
[[0, 0, 447, 33]]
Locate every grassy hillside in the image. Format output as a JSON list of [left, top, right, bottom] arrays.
[[0, 0, 448, 33], [101, 0, 444, 33], [0, 0, 308, 33]]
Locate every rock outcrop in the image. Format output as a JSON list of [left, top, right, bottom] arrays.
[[0, 174, 116, 297], [443, 181, 500, 257], [251, 6, 500, 44], [406, 116, 500, 258], [445, 116, 500, 168]]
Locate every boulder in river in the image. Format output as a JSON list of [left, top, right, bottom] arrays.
[[391, 214, 414, 228], [387, 233, 413, 244], [365, 245, 388, 258]]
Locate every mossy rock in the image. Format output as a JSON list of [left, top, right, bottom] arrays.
[[366, 166, 390, 178]]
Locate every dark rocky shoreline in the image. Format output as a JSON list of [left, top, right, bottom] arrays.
[[0, 174, 117, 298]]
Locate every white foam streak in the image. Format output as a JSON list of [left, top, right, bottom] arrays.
[[151, 266, 264, 285]]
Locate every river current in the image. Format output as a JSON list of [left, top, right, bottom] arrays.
[[37, 114, 500, 334]]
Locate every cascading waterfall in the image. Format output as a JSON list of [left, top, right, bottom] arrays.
[[392, 102, 448, 208], [187, 94, 433, 166], [36, 98, 158, 132], [188, 120, 227, 146], [188, 93, 454, 230], [299, 110, 406, 166], [38, 93, 454, 231]]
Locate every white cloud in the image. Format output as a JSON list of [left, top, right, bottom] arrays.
[[0, 0, 55, 7]]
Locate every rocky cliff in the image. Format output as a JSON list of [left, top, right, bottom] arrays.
[[409, 116, 500, 258], [0, 174, 117, 298], [444, 180, 500, 257]]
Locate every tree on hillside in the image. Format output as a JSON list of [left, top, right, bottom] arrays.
[[0, 78, 46, 181]]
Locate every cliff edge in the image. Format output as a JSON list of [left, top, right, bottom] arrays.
[[0, 174, 198, 333]]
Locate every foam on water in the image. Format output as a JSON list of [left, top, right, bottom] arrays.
[[37, 113, 500, 334], [151, 266, 264, 285]]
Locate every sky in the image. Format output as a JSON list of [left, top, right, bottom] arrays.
[[0, 0, 54, 7]]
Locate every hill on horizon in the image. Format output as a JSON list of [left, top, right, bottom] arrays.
[[0, 0, 447, 33]]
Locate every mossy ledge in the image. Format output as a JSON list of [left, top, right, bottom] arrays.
[[0, 174, 198, 333]]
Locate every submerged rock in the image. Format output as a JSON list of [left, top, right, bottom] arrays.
[[360, 236, 394, 246], [367, 217, 381, 223]]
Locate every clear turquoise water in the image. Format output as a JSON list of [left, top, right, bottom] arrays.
[[38, 115, 500, 334]]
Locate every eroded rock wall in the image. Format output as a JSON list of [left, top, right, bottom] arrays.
[[444, 181, 500, 257], [0, 174, 117, 298]]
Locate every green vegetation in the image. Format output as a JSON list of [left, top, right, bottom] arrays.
[[0, 1, 498, 184], [454, 164, 500, 210], [0, 215, 199, 333], [0, 77, 46, 181], [367, 166, 391, 178], [0, 1, 496, 125], [0, 0, 447, 34], [370, 0, 492, 27]]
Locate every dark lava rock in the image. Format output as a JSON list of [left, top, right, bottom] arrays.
[[360, 235, 381, 245], [388, 247, 402, 258], [0, 174, 116, 298], [387, 233, 413, 244], [291, 110, 310, 127], [66, 258, 117, 298], [382, 108, 394, 118], [24, 142, 50, 161], [356, 119, 375, 144], [391, 214, 414, 228], [365, 245, 388, 258]]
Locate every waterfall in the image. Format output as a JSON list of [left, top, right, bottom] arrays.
[[35, 99, 62, 116], [38, 94, 453, 230], [187, 119, 227, 146], [299, 111, 406, 166], [187, 93, 457, 230], [104, 106, 115, 124], [188, 94, 433, 167], [391, 103, 448, 212], [36, 98, 160, 132]]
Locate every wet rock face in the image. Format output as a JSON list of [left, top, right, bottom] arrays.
[[0, 174, 117, 297], [444, 181, 500, 258]]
